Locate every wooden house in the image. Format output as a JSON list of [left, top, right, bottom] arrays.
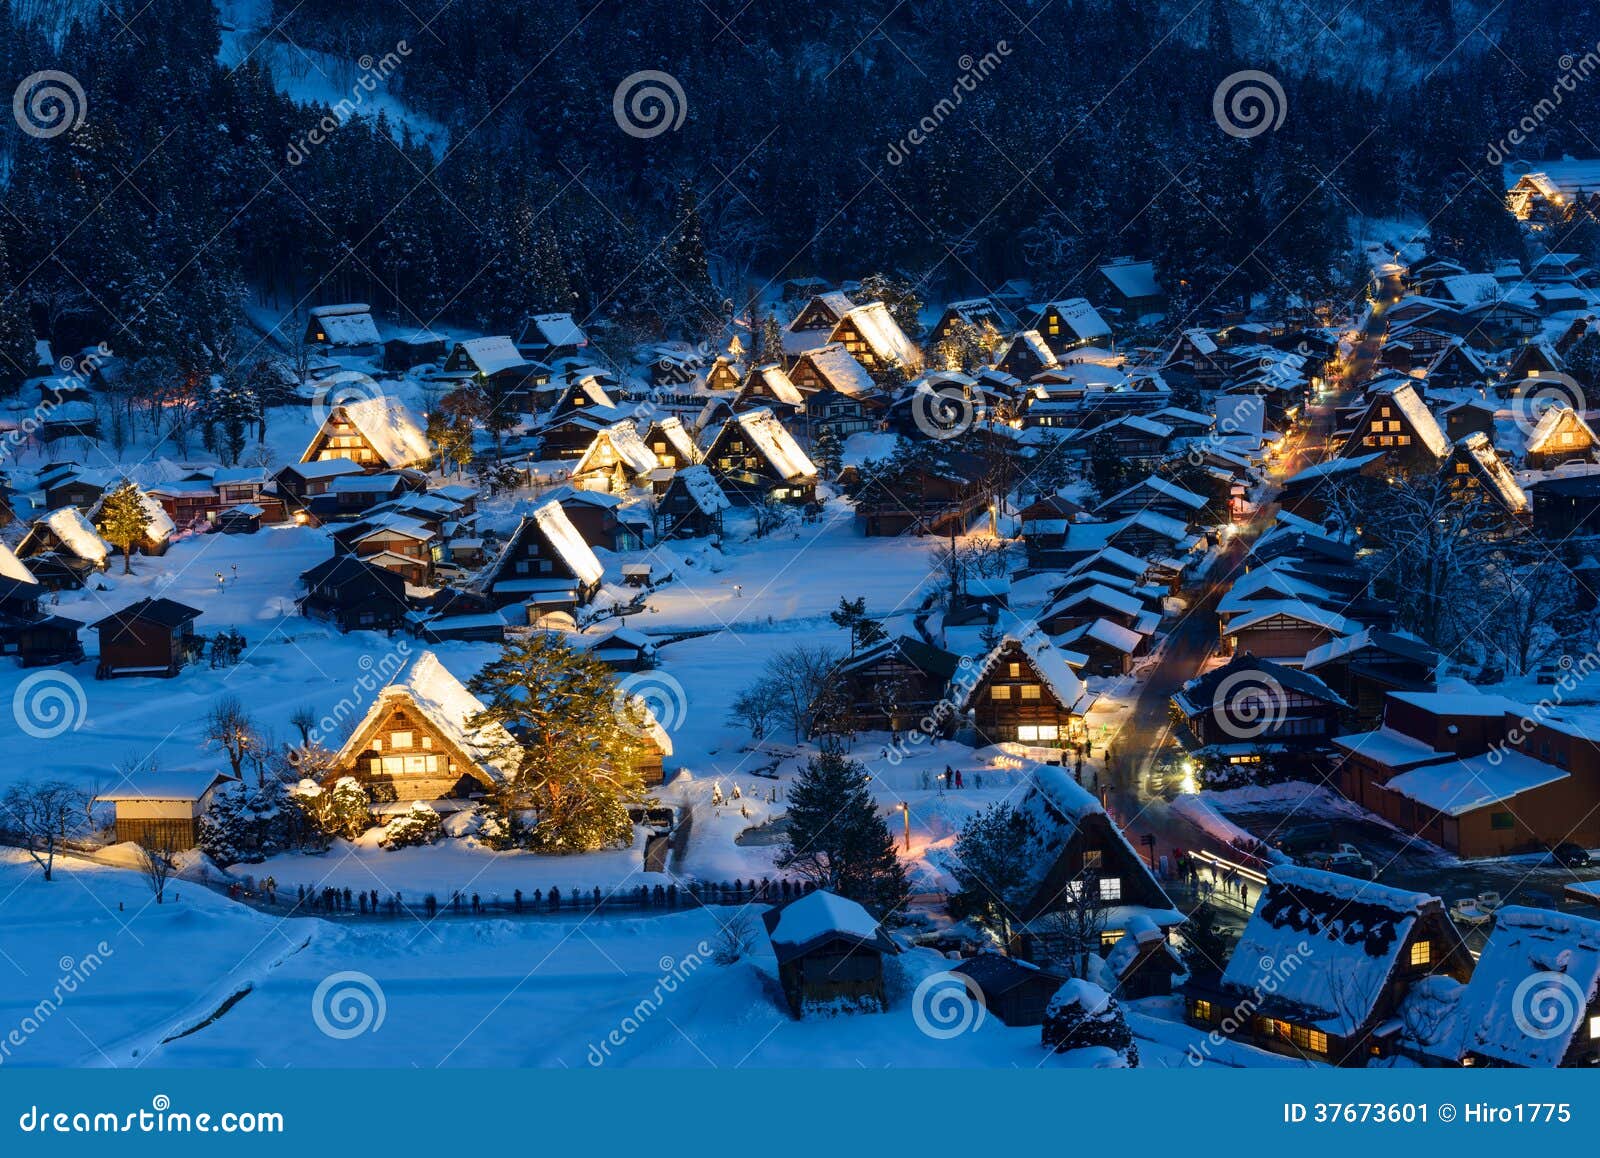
[[962, 630, 1094, 749], [995, 330, 1059, 379], [1105, 916, 1184, 999], [1523, 404, 1597, 470], [145, 478, 220, 530], [1221, 602, 1353, 664], [550, 488, 649, 552], [952, 955, 1068, 1027], [0, 545, 81, 667], [481, 500, 604, 613], [1276, 452, 1383, 521], [1415, 906, 1600, 1068], [655, 464, 729, 539], [705, 356, 743, 393], [929, 297, 1015, 349], [702, 408, 818, 505], [515, 312, 588, 363], [1037, 582, 1156, 640], [1096, 258, 1164, 318], [643, 416, 699, 469], [732, 363, 805, 415], [827, 302, 921, 375], [1442, 398, 1497, 443], [1529, 473, 1600, 539], [1421, 340, 1488, 390], [1442, 433, 1529, 518], [1028, 298, 1112, 355], [1093, 474, 1207, 524], [1186, 866, 1472, 1065], [274, 459, 367, 507], [853, 449, 989, 537], [94, 770, 236, 851], [382, 332, 447, 373], [1336, 380, 1450, 470], [298, 555, 410, 633], [787, 291, 856, 335], [1018, 494, 1087, 569], [1171, 652, 1347, 748], [91, 597, 201, 679], [329, 650, 517, 806], [571, 421, 658, 492], [832, 635, 961, 734], [331, 512, 437, 587], [300, 397, 432, 472], [1064, 414, 1174, 462], [16, 508, 110, 589], [581, 624, 657, 672], [1501, 340, 1565, 388], [761, 890, 899, 1017], [39, 465, 108, 512], [305, 304, 380, 354], [1301, 629, 1438, 727]]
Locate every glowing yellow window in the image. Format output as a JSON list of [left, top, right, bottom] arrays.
[[1020, 685, 1041, 700], [1410, 940, 1432, 966], [1193, 1000, 1212, 1021], [990, 686, 1012, 700]]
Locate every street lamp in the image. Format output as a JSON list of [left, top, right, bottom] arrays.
[[897, 801, 910, 851]]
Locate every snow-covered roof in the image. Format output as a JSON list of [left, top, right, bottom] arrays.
[[732, 408, 817, 480], [799, 344, 876, 396], [787, 291, 855, 331], [1223, 866, 1442, 1035], [95, 770, 234, 802], [1441, 906, 1600, 1066], [672, 464, 730, 515], [649, 416, 699, 464], [1046, 581, 1145, 620], [1368, 380, 1449, 458], [526, 313, 587, 349], [764, 889, 890, 953], [1098, 259, 1162, 300], [532, 500, 604, 587], [455, 335, 527, 376], [309, 303, 380, 347], [1381, 749, 1567, 817], [1223, 601, 1352, 636], [1525, 403, 1596, 454], [1004, 329, 1058, 370], [317, 397, 432, 469], [335, 651, 519, 784], [1331, 725, 1452, 770], [0, 540, 38, 587], [1456, 432, 1528, 513], [39, 508, 111, 565], [1100, 474, 1206, 512], [1437, 274, 1501, 307], [834, 301, 920, 368], [1047, 298, 1111, 340], [576, 420, 658, 478], [1058, 617, 1143, 655], [750, 362, 803, 406], [965, 626, 1094, 715]]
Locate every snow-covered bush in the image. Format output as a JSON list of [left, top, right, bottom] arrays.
[[380, 802, 443, 850], [1040, 979, 1139, 1067], [293, 776, 372, 843]]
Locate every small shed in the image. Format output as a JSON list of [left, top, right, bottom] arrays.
[[90, 597, 202, 679], [216, 503, 263, 535], [762, 890, 899, 1017], [953, 954, 1067, 1027], [383, 332, 447, 372], [95, 770, 236, 850]]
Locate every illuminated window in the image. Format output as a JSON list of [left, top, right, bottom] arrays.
[[1589, 1015, 1600, 1040], [1083, 850, 1103, 869], [1193, 1000, 1213, 1021], [390, 731, 413, 749], [990, 685, 1012, 700], [1099, 877, 1122, 901], [371, 738, 383, 752], [1008, 662, 1021, 677], [1020, 684, 1041, 700], [1410, 940, 1432, 967]]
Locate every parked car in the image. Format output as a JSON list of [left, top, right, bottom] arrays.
[[1302, 843, 1376, 879], [1451, 891, 1503, 925], [1273, 823, 1336, 855], [1546, 842, 1593, 868]]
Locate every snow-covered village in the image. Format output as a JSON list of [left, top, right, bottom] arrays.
[[4, 1, 1600, 1102]]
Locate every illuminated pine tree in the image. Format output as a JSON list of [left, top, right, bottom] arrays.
[[97, 482, 152, 575]]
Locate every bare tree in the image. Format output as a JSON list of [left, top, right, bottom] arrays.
[[1037, 868, 1111, 980], [711, 911, 760, 965], [0, 780, 90, 881], [765, 644, 841, 742], [136, 841, 176, 903], [288, 705, 316, 746], [204, 695, 256, 781]]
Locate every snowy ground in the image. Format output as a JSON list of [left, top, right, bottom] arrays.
[[0, 851, 1283, 1069]]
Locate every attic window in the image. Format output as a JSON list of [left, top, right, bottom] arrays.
[[390, 731, 413, 749], [1409, 940, 1432, 967], [1589, 1015, 1600, 1040]]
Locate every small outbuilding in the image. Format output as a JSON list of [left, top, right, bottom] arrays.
[[762, 890, 899, 1017], [95, 770, 236, 850], [90, 597, 202, 679]]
